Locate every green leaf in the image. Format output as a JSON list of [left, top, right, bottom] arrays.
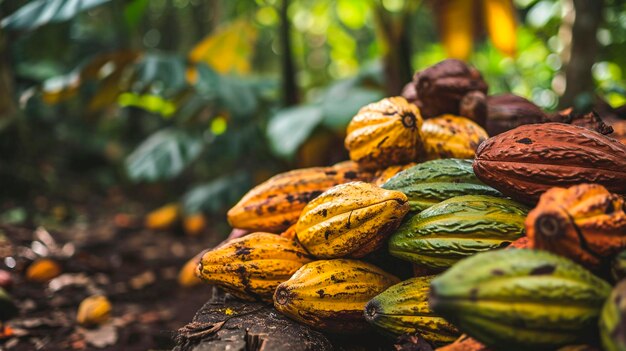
[[134, 53, 188, 96], [2, 0, 112, 30], [321, 82, 383, 130], [267, 105, 324, 158], [194, 64, 258, 119], [124, 0, 149, 30], [125, 129, 204, 182], [183, 173, 250, 214]]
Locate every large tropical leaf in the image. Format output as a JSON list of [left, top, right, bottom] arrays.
[[2, 0, 112, 30], [194, 64, 258, 119], [182, 172, 250, 214], [266, 105, 324, 158], [125, 129, 204, 182], [321, 79, 383, 130]]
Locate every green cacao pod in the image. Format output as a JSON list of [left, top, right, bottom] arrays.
[[389, 195, 528, 271], [381, 159, 501, 212], [365, 275, 459, 345], [600, 280, 626, 351], [430, 249, 612, 351], [611, 250, 626, 282]]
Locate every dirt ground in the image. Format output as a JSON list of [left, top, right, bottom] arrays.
[[0, 197, 224, 351]]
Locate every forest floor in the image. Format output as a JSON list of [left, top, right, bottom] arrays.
[[0, 196, 223, 351]]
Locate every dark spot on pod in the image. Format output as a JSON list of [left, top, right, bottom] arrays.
[[330, 274, 345, 283], [321, 209, 328, 217], [325, 170, 337, 176], [282, 220, 291, 227], [530, 264, 556, 276], [377, 136, 390, 149], [324, 230, 331, 240], [235, 247, 252, 257], [308, 191, 324, 201], [267, 206, 277, 213], [516, 137, 533, 145], [286, 194, 295, 203], [316, 289, 325, 298], [606, 201, 615, 215], [344, 171, 358, 179], [491, 269, 505, 276]]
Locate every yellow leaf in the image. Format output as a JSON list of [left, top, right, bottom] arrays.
[[188, 19, 258, 75], [484, 0, 517, 57], [437, 0, 474, 60], [145, 203, 180, 230]]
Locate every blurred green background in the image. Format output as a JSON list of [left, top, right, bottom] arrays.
[[0, 0, 624, 229]]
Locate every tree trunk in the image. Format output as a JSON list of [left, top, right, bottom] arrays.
[[0, 27, 17, 126], [279, 0, 298, 106], [559, 0, 603, 110]]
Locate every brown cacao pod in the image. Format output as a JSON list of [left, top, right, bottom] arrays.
[[227, 161, 372, 233], [459, 91, 487, 126], [404, 59, 488, 119], [345, 97, 424, 171], [422, 115, 489, 160], [485, 94, 546, 135], [526, 183, 626, 269], [473, 123, 626, 204], [547, 109, 614, 135]]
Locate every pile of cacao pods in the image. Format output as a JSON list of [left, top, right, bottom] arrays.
[[194, 59, 626, 351]]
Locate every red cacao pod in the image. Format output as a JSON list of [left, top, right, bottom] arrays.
[[473, 123, 626, 204]]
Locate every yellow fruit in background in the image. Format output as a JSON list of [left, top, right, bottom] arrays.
[[183, 213, 207, 236], [178, 254, 203, 288], [422, 115, 488, 160], [77, 295, 112, 326], [145, 203, 180, 230], [26, 258, 62, 283]]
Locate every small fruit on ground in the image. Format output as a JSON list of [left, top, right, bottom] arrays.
[[178, 253, 203, 288], [76, 295, 112, 327], [26, 258, 62, 283], [145, 203, 180, 230]]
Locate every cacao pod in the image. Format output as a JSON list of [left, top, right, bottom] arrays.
[[422, 115, 489, 160], [26, 258, 62, 283], [600, 280, 626, 351], [365, 275, 459, 345], [473, 123, 626, 204], [145, 203, 180, 230], [344, 97, 424, 171], [381, 159, 501, 212], [227, 161, 371, 233], [459, 91, 488, 127], [196, 233, 312, 302], [547, 109, 613, 135], [404, 59, 488, 119], [485, 94, 546, 135], [389, 195, 527, 271], [527, 184, 626, 269], [371, 163, 416, 187], [296, 181, 409, 258], [430, 249, 612, 351], [76, 295, 112, 326], [273, 259, 399, 333]]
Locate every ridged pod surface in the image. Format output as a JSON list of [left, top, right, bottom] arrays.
[[473, 123, 626, 204], [430, 249, 612, 351], [196, 233, 312, 302], [600, 280, 626, 351], [296, 182, 409, 258], [527, 184, 626, 269], [371, 163, 416, 187], [273, 259, 399, 333], [365, 275, 459, 345], [227, 161, 372, 233], [422, 115, 489, 160], [389, 195, 528, 271], [381, 159, 501, 212], [344, 97, 424, 171]]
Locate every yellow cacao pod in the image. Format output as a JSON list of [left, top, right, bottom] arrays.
[[196, 233, 313, 301], [183, 213, 207, 236], [422, 115, 488, 160], [178, 253, 203, 288], [145, 203, 180, 230], [227, 161, 372, 233], [345, 97, 424, 170], [76, 295, 112, 326], [26, 258, 62, 283], [295, 181, 409, 258], [274, 259, 399, 333]]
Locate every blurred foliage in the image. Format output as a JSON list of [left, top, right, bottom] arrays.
[[0, 0, 625, 222]]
